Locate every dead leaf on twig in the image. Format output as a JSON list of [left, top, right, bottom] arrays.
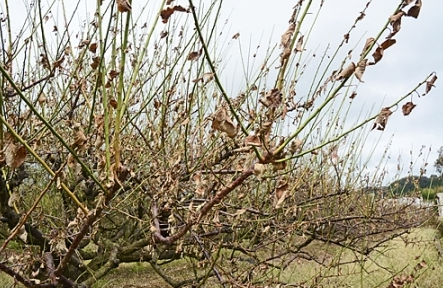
[[280, 23, 295, 64], [361, 37, 375, 56], [354, 59, 368, 82], [407, 0, 422, 18], [275, 181, 289, 209], [260, 88, 282, 108], [423, 74, 437, 95], [402, 102, 416, 116], [117, 0, 132, 13], [5, 143, 27, 168], [211, 107, 237, 138], [245, 135, 261, 147], [295, 35, 304, 53], [160, 5, 189, 24], [372, 107, 393, 131], [337, 62, 356, 81]]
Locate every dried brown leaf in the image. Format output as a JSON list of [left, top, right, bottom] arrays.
[[355, 59, 368, 82], [370, 46, 384, 65], [52, 56, 65, 69], [337, 62, 356, 81], [390, 10, 405, 22], [407, 0, 421, 18], [349, 91, 357, 99], [202, 72, 214, 83], [6, 145, 27, 168], [361, 37, 375, 56], [117, 0, 132, 13], [245, 135, 261, 147], [72, 130, 87, 149], [275, 181, 289, 208], [89, 43, 98, 53], [260, 88, 282, 108], [187, 50, 201, 61], [38, 93, 47, 105], [160, 31, 168, 39], [295, 35, 304, 53], [424, 74, 437, 95], [160, 5, 189, 24], [388, 11, 404, 39], [232, 33, 240, 39], [372, 107, 393, 131], [280, 23, 295, 64], [91, 56, 101, 69], [212, 108, 237, 138], [380, 39, 397, 51], [108, 70, 119, 80], [288, 139, 303, 154], [402, 102, 416, 116]]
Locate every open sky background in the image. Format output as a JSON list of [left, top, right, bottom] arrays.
[[2, 0, 442, 184]]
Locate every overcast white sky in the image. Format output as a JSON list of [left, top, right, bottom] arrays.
[[3, 0, 442, 183]]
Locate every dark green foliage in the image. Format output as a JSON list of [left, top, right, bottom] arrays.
[[388, 175, 443, 195]]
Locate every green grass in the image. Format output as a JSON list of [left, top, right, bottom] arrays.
[[2, 229, 443, 287]]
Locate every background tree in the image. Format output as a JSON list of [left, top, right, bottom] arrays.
[[435, 146, 443, 176], [0, 0, 439, 287]]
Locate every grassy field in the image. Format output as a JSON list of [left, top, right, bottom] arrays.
[[1, 228, 443, 287]]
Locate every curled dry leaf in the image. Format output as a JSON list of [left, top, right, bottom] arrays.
[[90, 56, 101, 69], [424, 74, 437, 95], [117, 0, 132, 13], [260, 88, 282, 108], [275, 181, 289, 209], [244, 135, 261, 147], [192, 172, 206, 196], [354, 59, 368, 82], [187, 49, 202, 61], [337, 62, 356, 81], [372, 107, 393, 131], [89, 43, 98, 53], [72, 130, 87, 149], [389, 10, 405, 22], [380, 39, 396, 50], [361, 37, 375, 56], [232, 32, 240, 39], [211, 108, 237, 138], [370, 39, 397, 65], [160, 31, 168, 39], [402, 102, 416, 116], [388, 11, 404, 39], [288, 139, 303, 154], [370, 46, 383, 65], [295, 35, 304, 53], [6, 144, 27, 168], [407, 0, 422, 18], [52, 56, 65, 69], [280, 23, 295, 64], [108, 70, 119, 80], [349, 91, 357, 99], [202, 72, 214, 83], [160, 5, 189, 24], [38, 93, 47, 105]]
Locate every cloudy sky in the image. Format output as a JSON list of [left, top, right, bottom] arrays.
[[3, 0, 442, 183]]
